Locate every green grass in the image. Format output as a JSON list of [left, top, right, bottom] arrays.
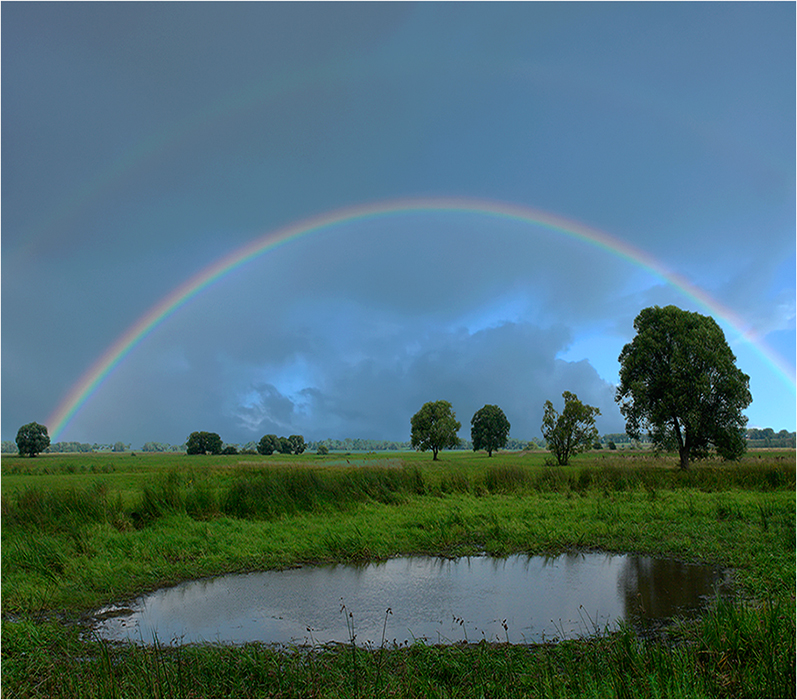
[[1, 449, 795, 697]]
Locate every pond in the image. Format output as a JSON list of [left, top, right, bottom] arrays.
[[90, 553, 730, 646]]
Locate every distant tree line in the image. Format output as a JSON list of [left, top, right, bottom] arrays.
[[307, 438, 413, 452], [3, 430, 792, 455], [2, 305, 787, 465], [600, 433, 639, 445], [596, 430, 796, 450], [745, 428, 795, 448], [0, 440, 134, 454], [141, 442, 184, 453]]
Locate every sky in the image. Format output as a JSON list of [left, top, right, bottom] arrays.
[[2, 2, 795, 448]]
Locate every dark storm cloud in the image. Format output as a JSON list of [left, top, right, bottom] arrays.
[[3, 3, 794, 444], [85, 310, 621, 446], [226, 320, 621, 444]]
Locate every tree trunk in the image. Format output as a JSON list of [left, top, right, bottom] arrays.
[[673, 417, 689, 470], [678, 446, 690, 470], [432, 447, 439, 460]]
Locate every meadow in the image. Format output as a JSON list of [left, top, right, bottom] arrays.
[[1, 449, 794, 698]]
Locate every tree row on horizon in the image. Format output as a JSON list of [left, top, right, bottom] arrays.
[[9, 307, 783, 468]]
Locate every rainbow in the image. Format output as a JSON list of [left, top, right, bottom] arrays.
[[46, 197, 796, 441]]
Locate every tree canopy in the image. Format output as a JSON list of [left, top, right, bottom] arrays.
[[258, 434, 280, 455], [410, 400, 461, 460], [15, 422, 50, 457], [470, 404, 511, 457], [288, 435, 306, 455], [541, 392, 600, 465], [258, 434, 306, 455], [186, 431, 223, 455], [616, 305, 751, 469]]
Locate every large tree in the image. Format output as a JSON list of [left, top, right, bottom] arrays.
[[616, 305, 751, 469], [16, 422, 50, 457], [471, 404, 511, 457], [186, 431, 223, 455], [410, 400, 461, 460], [541, 392, 600, 466]]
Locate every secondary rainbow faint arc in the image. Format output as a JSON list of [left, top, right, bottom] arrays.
[[46, 197, 795, 441]]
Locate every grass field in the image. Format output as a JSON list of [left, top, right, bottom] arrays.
[[2, 449, 794, 697]]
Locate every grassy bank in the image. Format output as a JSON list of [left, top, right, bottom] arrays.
[[2, 450, 795, 697]]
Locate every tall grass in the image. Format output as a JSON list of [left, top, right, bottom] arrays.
[[2, 482, 116, 530], [3, 455, 793, 533]]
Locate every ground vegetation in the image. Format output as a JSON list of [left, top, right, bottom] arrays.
[[1, 449, 793, 697]]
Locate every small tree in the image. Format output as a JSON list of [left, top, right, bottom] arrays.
[[471, 404, 511, 457], [541, 391, 600, 466], [16, 422, 50, 457], [288, 435, 306, 455], [186, 431, 223, 455], [278, 436, 292, 454], [317, 443, 329, 455], [258, 434, 280, 455], [616, 305, 751, 469], [411, 400, 461, 460]]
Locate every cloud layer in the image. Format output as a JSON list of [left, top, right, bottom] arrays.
[[2, 3, 794, 445]]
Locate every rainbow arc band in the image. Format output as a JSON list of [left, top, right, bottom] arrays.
[[46, 197, 795, 441]]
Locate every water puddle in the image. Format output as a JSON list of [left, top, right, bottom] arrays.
[[90, 553, 729, 646]]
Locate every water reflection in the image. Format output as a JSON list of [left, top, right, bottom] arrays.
[[91, 553, 728, 646]]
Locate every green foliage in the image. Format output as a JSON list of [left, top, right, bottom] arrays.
[[617, 305, 752, 469], [15, 422, 50, 457], [317, 444, 329, 455], [288, 435, 306, 454], [257, 434, 306, 455], [541, 391, 600, 465], [309, 438, 414, 452], [257, 434, 280, 455], [470, 404, 511, 457], [45, 441, 95, 453], [141, 442, 174, 452], [410, 400, 461, 460], [186, 431, 223, 455], [746, 427, 796, 448]]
